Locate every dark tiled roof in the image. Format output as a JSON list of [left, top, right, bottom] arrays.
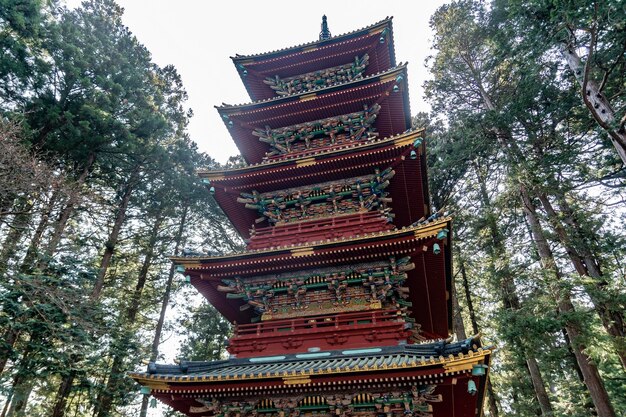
[[137, 337, 482, 380], [231, 18, 393, 61]]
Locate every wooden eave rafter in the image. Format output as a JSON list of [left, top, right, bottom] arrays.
[[217, 64, 407, 113], [198, 129, 425, 181], [171, 217, 451, 269]]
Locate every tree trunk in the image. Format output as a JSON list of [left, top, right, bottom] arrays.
[[561, 45, 626, 164], [7, 384, 33, 417], [520, 183, 616, 417], [43, 152, 95, 258], [139, 204, 188, 417], [0, 200, 34, 277], [90, 165, 141, 300], [0, 327, 20, 378], [473, 163, 555, 415], [0, 189, 62, 379], [457, 260, 500, 417], [0, 200, 36, 379], [21, 187, 60, 271], [555, 190, 625, 354], [1, 342, 35, 417], [536, 191, 626, 369], [526, 357, 554, 417], [1, 373, 20, 417], [95, 211, 163, 417], [50, 370, 75, 417], [459, 261, 479, 336], [561, 328, 596, 414], [50, 165, 142, 417], [465, 38, 592, 414], [451, 280, 467, 340]]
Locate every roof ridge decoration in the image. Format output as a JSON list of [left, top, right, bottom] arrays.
[[231, 17, 392, 61], [319, 15, 331, 41], [217, 63, 407, 110]]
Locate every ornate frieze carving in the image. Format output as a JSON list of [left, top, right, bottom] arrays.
[[263, 55, 369, 97], [195, 385, 442, 417]]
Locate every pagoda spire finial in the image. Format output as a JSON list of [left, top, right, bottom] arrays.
[[319, 15, 331, 40]]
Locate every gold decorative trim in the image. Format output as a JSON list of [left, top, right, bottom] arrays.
[[393, 135, 418, 147], [175, 261, 203, 269], [295, 157, 316, 167], [291, 248, 315, 257], [369, 27, 386, 35], [198, 171, 224, 181], [443, 353, 488, 373], [283, 377, 312, 385], [413, 222, 447, 239], [380, 73, 399, 83], [300, 93, 317, 102], [140, 381, 170, 390]]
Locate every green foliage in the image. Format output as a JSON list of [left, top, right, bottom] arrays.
[[0, 0, 50, 106], [0, 1, 241, 416], [176, 302, 232, 362], [425, 1, 626, 415]]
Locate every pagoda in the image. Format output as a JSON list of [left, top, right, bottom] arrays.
[[131, 17, 491, 417]]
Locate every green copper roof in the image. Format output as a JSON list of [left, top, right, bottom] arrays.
[[133, 337, 488, 383]]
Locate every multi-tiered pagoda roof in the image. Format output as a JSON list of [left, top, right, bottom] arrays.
[[132, 16, 490, 417]]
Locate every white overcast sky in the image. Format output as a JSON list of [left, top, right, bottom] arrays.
[[67, 0, 448, 163]]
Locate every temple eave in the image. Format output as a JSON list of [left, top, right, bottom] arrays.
[[131, 342, 491, 389], [171, 217, 451, 267], [216, 65, 407, 113], [198, 129, 425, 181], [217, 64, 411, 164], [198, 131, 427, 240]]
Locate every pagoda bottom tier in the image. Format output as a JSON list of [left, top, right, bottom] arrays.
[[131, 338, 491, 417]]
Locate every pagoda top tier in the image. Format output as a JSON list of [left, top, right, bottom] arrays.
[[231, 17, 396, 101]]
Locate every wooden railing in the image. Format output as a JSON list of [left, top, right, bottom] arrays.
[[247, 211, 392, 249], [233, 309, 403, 338]]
